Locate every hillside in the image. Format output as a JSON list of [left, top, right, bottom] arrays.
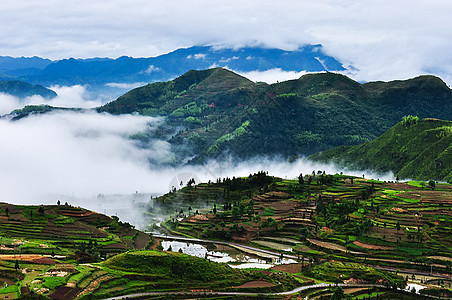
[[0, 202, 150, 257], [99, 69, 452, 164], [0, 80, 57, 98], [1, 177, 448, 299], [310, 117, 452, 181], [155, 172, 452, 297], [0, 202, 302, 299]]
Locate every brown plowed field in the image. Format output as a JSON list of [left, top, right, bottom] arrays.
[[233, 280, 275, 288]]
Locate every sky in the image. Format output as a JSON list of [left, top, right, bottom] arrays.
[[1, 0, 452, 84]]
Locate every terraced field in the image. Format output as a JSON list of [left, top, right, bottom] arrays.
[[159, 172, 452, 296], [1, 172, 451, 299], [0, 203, 152, 298]]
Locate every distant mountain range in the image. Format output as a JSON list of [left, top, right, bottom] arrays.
[[0, 45, 345, 97], [98, 68, 452, 173], [310, 117, 452, 182]]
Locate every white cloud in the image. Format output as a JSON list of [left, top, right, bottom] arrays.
[[105, 82, 146, 89], [0, 111, 169, 225], [0, 110, 394, 227], [187, 53, 206, 60], [0, 85, 104, 115], [235, 68, 309, 84], [144, 64, 161, 73], [0, 93, 22, 115], [0, 1, 450, 84]]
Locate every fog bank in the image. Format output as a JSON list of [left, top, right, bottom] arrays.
[[0, 110, 393, 228], [0, 85, 104, 115]]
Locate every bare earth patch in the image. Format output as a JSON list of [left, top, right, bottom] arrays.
[[0, 254, 55, 264], [233, 280, 275, 288], [271, 263, 301, 274], [428, 256, 452, 262], [353, 241, 394, 250], [308, 238, 362, 255]]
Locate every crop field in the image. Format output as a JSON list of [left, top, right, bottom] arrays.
[[0, 203, 154, 298], [1, 172, 451, 298], [158, 171, 452, 297]]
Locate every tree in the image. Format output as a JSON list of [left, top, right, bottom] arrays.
[[213, 204, 217, 214], [330, 286, 345, 299], [15, 260, 19, 270], [396, 221, 401, 231], [5, 207, 8, 217], [57, 200, 60, 205], [298, 173, 304, 185], [428, 180, 436, 190]]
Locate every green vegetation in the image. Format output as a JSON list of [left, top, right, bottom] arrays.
[[9, 104, 80, 120], [310, 118, 452, 181], [2, 171, 451, 299], [0, 80, 57, 99], [305, 262, 405, 288], [104, 250, 244, 284], [159, 171, 452, 279], [98, 68, 452, 166]]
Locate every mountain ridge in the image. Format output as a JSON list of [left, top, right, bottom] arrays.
[[0, 45, 345, 96], [98, 69, 452, 167]]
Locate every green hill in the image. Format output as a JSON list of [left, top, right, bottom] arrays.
[[0, 202, 150, 257], [310, 117, 452, 181], [0, 202, 302, 299], [0, 80, 56, 98], [99, 69, 452, 163], [104, 250, 245, 284]]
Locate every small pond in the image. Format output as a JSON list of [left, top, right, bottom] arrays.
[[161, 240, 297, 269]]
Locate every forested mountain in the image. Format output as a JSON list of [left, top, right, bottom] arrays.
[[99, 68, 452, 165], [0, 80, 57, 98], [310, 117, 452, 181]]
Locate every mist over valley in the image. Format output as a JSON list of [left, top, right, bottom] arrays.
[[0, 107, 395, 228]]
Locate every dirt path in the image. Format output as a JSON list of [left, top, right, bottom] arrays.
[[353, 240, 394, 250], [307, 238, 362, 255]]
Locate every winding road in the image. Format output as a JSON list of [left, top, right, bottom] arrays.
[[100, 233, 448, 300], [102, 283, 385, 300]]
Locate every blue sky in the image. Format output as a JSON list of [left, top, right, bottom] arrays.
[[1, 0, 452, 83]]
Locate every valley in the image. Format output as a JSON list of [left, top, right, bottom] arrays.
[[1, 65, 452, 299], [1, 172, 451, 299]]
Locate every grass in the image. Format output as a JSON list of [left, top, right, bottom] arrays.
[[0, 284, 19, 294], [42, 276, 67, 290], [351, 292, 384, 299]]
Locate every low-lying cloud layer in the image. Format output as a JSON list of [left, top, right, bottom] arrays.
[[0, 85, 104, 115], [236, 69, 309, 84], [0, 110, 394, 228]]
